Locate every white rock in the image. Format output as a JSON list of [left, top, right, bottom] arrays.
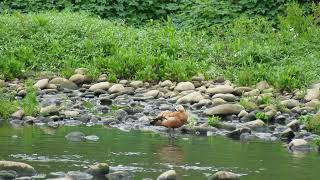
[[89, 82, 110, 91], [174, 82, 195, 92]]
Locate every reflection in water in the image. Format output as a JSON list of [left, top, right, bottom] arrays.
[[155, 139, 184, 164], [40, 126, 58, 135]]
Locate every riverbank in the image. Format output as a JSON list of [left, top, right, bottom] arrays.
[[1, 70, 320, 152]]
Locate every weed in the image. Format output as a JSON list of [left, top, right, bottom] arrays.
[[256, 112, 270, 122], [239, 98, 257, 111], [0, 89, 18, 119], [299, 114, 320, 134], [208, 116, 221, 128], [21, 80, 39, 116]]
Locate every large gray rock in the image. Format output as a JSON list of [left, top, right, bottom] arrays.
[[304, 88, 320, 101], [144, 90, 160, 98], [108, 84, 125, 94], [160, 80, 173, 87], [40, 105, 60, 116], [0, 161, 36, 177], [129, 81, 143, 88], [206, 85, 234, 95], [281, 99, 300, 109], [69, 74, 91, 85], [156, 170, 177, 180], [89, 82, 110, 91], [204, 104, 244, 116], [34, 79, 49, 90], [212, 94, 237, 102], [174, 82, 195, 92], [288, 139, 311, 152], [208, 171, 239, 180], [105, 171, 133, 180], [177, 92, 204, 104], [49, 77, 78, 90], [280, 128, 295, 140], [244, 119, 265, 130]]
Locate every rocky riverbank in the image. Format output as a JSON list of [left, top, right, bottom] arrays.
[[1, 69, 320, 154]]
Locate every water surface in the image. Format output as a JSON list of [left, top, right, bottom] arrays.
[[0, 125, 319, 179]]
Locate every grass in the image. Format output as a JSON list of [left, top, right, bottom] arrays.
[[256, 112, 270, 123], [0, 89, 18, 119], [0, 3, 320, 90], [21, 80, 39, 116], [299, 114, 320, 134], [208, 116, 221, 128], [239, 98, 257, 111]]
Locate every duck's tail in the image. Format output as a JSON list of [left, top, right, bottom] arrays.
[[150, 117, 164, 125]]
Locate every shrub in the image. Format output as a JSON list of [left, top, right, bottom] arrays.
[[208, 116, 221, 128], [256, 112, 270, 122], [0, 89, 18, 119], [299, 114, 320, 134], [21, 80, 39, 116]]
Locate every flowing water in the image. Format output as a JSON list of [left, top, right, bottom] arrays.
[[0, 125, 319, 180]]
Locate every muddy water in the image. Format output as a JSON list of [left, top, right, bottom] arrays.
[[0, 125, 319, 180]]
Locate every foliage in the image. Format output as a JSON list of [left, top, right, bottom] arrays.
[[299, 114, 320, 134], [21, 80, 39, 116], [313, 137, 320, 146], [208, 116, 221, 128], [0, 89, 18, 119], [256, 112, 270, 122], [0, 0, 180, 24], [0, 3, 320, 90], [240, 98, 257, 111]]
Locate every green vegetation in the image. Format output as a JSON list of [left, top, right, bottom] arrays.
[[21, 80, 39, 116], [208, 116, 221, 128], [256, 112, 270, 122], [299, 114, 320, 134], [239, 98, 257, 111], [313, 137, 320, 146], [0, 89, 18, 119], [0, 3, 320, 90]]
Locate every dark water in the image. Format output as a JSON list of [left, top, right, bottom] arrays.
[[0, 125, 319, 180]]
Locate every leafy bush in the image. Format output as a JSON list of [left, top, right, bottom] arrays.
[[208, 116, 221, 128], [21, 80, 39, 116], [0, 0, 180, 24], [0, 89, 18, 119], [299, 114, 320, 134], [256, 112, 270, 122]]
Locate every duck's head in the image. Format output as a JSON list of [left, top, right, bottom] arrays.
[[175, 105, 185, 112]]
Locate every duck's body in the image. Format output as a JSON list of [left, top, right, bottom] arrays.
[[151, 105, 188, 129]]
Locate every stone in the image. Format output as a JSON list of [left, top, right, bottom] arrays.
[[281, 99, 300, 109], [60, 110, 80, 118], [75, 68, 89, 75], [144, 90, 160, 98], [85, 163, 109, 177], [288, 139, 311, 152], [244, 120, 265, 130], [256, 80, 270, 90], [99, 97, 112, 106], [280, 128, 295, 141], [244, 89, 260, 96], [208, 171, 239, 180], [108, 84, 125, 94], [129, 81, 143, 88], [204, 104, 244, 116], [238, 110, 248, 118], [212, 94, 237, 102], [304, 88, 320, 101], [226, 127, 251, 139], [119, 80, 128, 84], [0, 170, 18, 179], [67, 171, 93, 180], [287, 120, 300, 132], [212, 98, 226, 106], [34, 79, 49, 90], [206, 85, 234, 95], [240, 113, 256, 122], [84, 135, 99, 141], [46, 84, 57, 89], [40, 105, 60, 116], [11, 110, 24, 120], [174, 82, 195, 92], [89, 82, 110, 91], [105, 171, 133, 180], [65, 131, 85, 142], [191, 74, 205, 81], [177, 92, 204, 104], [0, 161, 36, 177], [160, 80, 173, 87], [69, 74, 91, 85], [156, 170, 177, 180], [49, 77, 78, 90], [305, 99, 320, 108]]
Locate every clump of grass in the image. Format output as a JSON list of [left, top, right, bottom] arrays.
[[208, 116, 221, 128], [256, 112, 270, 122], [21, 80, 39, 116], [239, 98, 257, 111], [299, 114, 320, 134], [0, 89, 18, 119]]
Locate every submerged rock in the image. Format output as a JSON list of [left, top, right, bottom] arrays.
[[67, 171, 93, 180], [208, 171, 239, 180], [0, 161, 36, 177], [288, 139, 311, 152], [0, 170, 18, 179], [156, 170, 177, 180], [65, 131, 85, 141], [105, 171, 133, 180], [85, 163, 109, 177], [84, 135, 99, 141]]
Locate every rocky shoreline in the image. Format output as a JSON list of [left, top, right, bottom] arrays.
[[1, 69, 320, 153]]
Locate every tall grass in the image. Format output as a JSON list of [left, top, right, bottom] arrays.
[[0, 3, 320, 90]]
